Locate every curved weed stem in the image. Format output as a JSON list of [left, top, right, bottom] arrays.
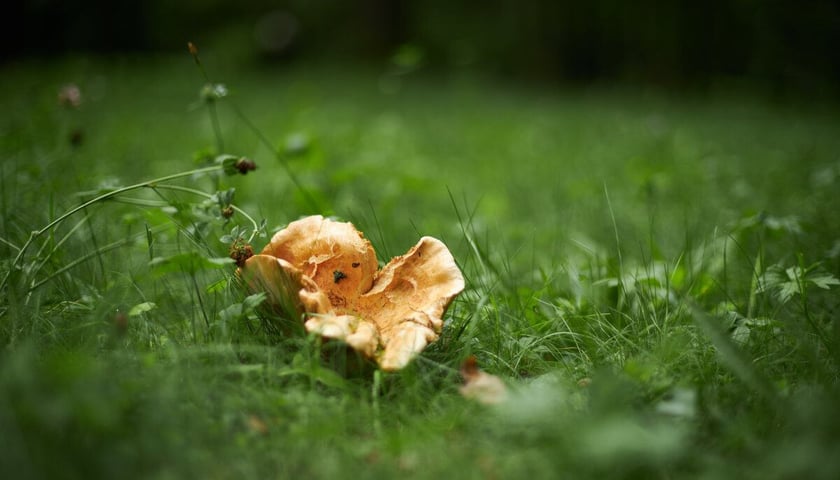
[[1, 165, 223, 293], [39, 166, 222, 237]]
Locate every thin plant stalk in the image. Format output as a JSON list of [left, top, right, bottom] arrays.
[[229, 103, 322, 212], [187, 41, 321, 211], [207, 100, 225, 154], [150, 184, 261, 242]]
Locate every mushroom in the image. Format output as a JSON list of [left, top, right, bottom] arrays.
[[459, 356, 508, 405], [239, 215, 464, 371]]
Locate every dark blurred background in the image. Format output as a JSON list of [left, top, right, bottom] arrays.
[[5, 0, 840, 96]]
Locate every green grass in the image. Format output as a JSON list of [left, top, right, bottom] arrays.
[[2, 54, 840, 479]]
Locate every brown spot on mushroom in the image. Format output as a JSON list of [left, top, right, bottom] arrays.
[[327, 292, 347, 308]]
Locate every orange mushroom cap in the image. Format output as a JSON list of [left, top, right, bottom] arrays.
[[240, 215, 465, 371]]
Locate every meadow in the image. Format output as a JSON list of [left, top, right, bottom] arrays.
[[1, 54, 839, 479]]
